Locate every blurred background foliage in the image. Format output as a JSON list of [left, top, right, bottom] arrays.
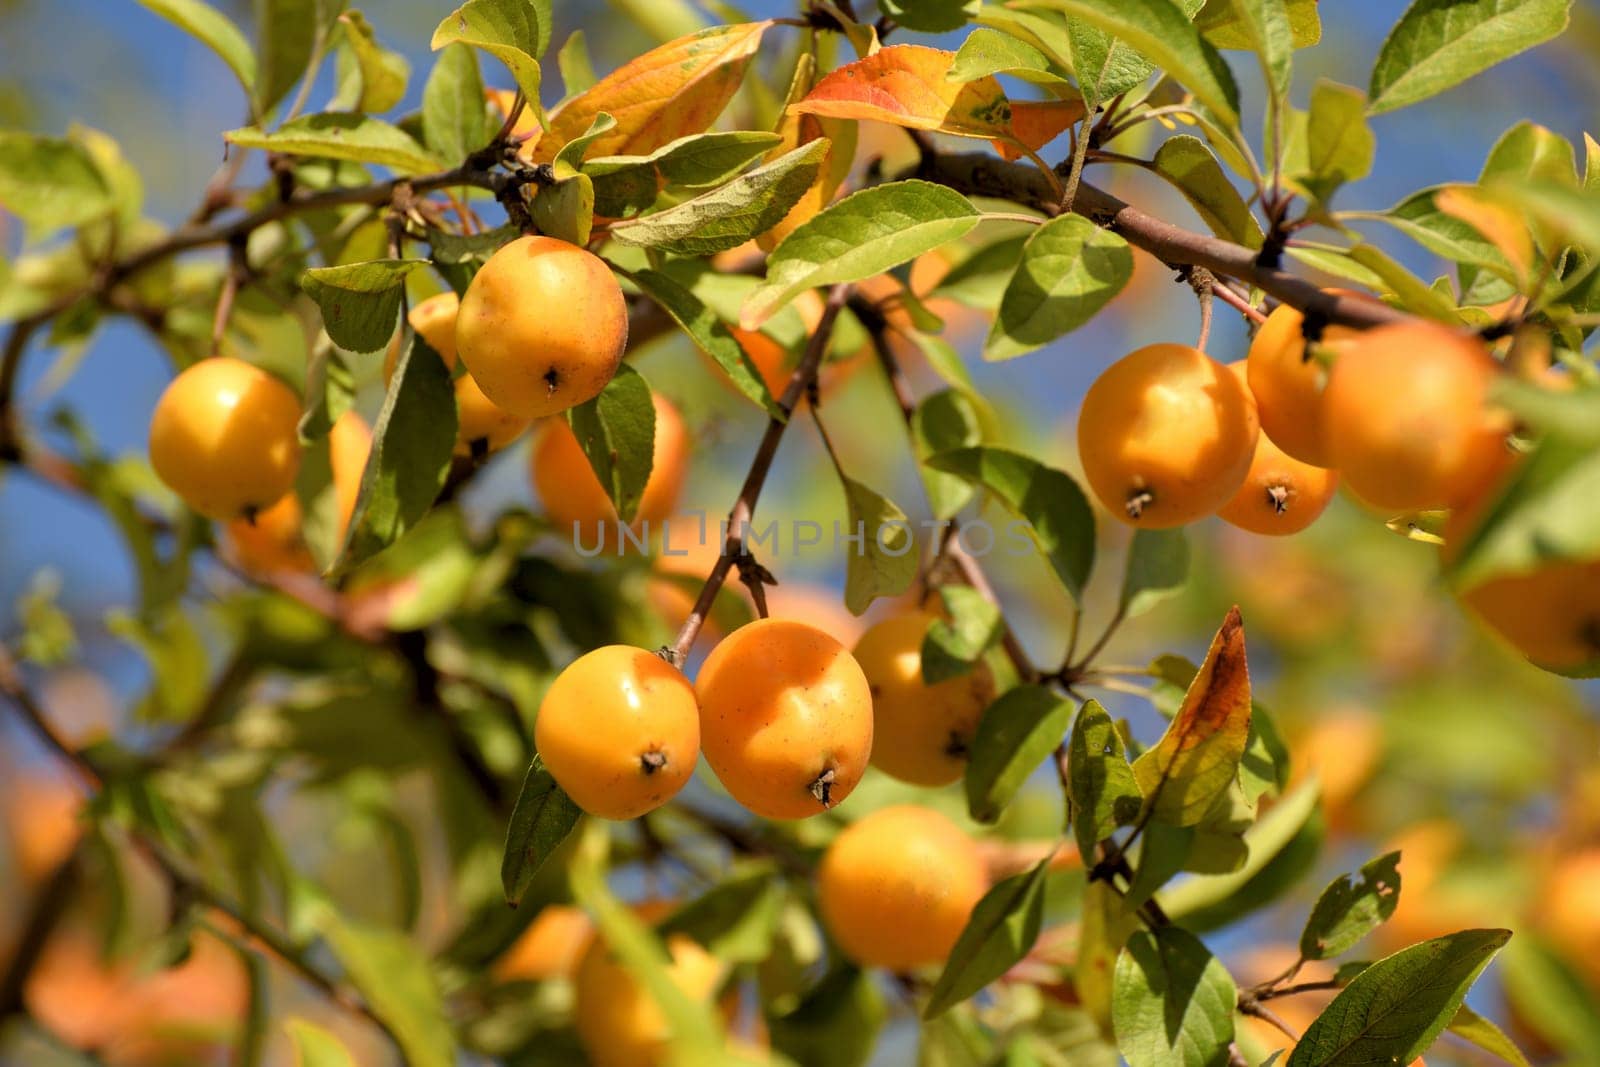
[[0, 1, 1597, 1066]]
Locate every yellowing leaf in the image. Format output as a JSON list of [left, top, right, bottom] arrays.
[[531, 21, 772, 163], [993, 98, 1084, 161], [1131, 607, 1252, 826], [1435, 185, 1536, 285], [791, 44, 1082, 153], [759, 54, 858, 253]]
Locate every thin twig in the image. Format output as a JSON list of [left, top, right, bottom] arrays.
[[0, 647, 399, 1047], [666, 283, 852, 665]]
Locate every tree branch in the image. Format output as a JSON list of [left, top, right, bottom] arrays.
[[666, 283, 852, 665], [911, 152, 1409, 331]]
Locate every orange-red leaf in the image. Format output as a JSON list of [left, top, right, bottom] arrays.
[[993, 99, 1085, 162], [791, 45, 1083, 151], [1130, 607, 1252, 825], [758, 55, 859, 252], [531, 21, 772, 163]]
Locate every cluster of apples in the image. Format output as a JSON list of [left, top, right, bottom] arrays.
[[147, 235, 652, 571], [1077, 302, 1596, 669]]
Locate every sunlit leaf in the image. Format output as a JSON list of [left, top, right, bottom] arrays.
[[1369, 0, 1571, 114], [1131, 608, 1252, 826]]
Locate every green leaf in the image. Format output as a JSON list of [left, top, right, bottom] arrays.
[[659, 862, 784, 963], [15, 570, 77, 667], [501, 755, 582, 907], [1343, 243, 1462, 322], [742, 180, 981, 328], [921, 586, 1002, 685], [1368, 0, 1571, 115], [1223, 0, 1292, 100], [948, 28, 1070, 87], [557, 29, 597, 96], [1119, 529, 1191, 620], [883, 0, 978, 33], [1131, 608, 1252, 826], [564, 363, 656, 526], [630, 268, 779, 417], [300, 259, 426, 353], [1068, 699, 1142, 860], [106, 606, 207, 724], [926, 447, 1095, 601], [135, 0, 257, 105], [1382, 186, 1516, 282], [1158, 777, 1322, 924], [610, 139, 828, 256], [1480, 120, 1578, 185], [913, 389, 982, 520], [334, 332, 457, 572], [338, 11, 409, 113], [226, 114, 442, 175], [0, 132, 113, 238], [1077, 879, 1141, 1031], [530, 169, 594, 246], [1287, 929, 1512, 1066], [966, 685, 1075, 824], [1112, 927, 1236, 1067], [1299, 851, 1402, 961], [283, 1018, 357, 1067], [771, 966, 885, 1067], [1196, 0, 1320, 48], [255, 0, 319, 115], [553, 112, 618, 171], [1033, 0, 1241, 124], [931, 235, 1029, 313], [925, 858, 1051, 1018], [1296, 80, 1375, 204], [297, 342, 355, 444], [1446, 436, 1600, 592], [1448, 1004, 1533, 1067], [314, 907, 456, 1067], [587, 131, 783, 217], [1491, 379, 1600, 446], [840, 476, 919, 616], [984, 215, 1132, 361], [422, 44, 489, 165], [431, 0, 550, 105], [1151, 135, 1265, 248], [1062, 17, 1153, 109]]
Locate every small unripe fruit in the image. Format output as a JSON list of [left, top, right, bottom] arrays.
[[1077, 343, 1259, 528], [226, 409, 371, 574], [534, 646, 700, 820], [385, 292, 531, 456], [573, 928, 724, 1067], [531, 392, 688, 548], [1218, 363, 1338, 536], [695, 619, 873, 820], [852, 612, 994, 786], [1323, 322, 1509, 511], [817, 805, 987, 971], [1246, 301, 1363, 467], [456, 235, 628, 418], [148, 357, 302, 520]]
